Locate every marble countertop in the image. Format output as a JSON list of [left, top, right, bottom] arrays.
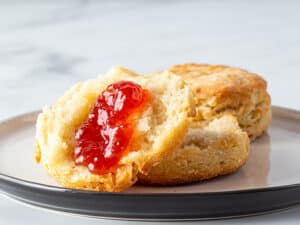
[[1, 0, 300, 224]]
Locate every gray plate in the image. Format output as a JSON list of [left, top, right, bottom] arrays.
[[0, 106, 300, 221]]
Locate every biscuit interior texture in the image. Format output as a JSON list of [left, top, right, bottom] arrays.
[[170, 63, 271, 141], [35, 66, 193, 192], [138, 114, 250, 185]]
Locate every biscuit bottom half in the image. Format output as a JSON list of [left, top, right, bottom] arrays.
[[35, 67, 194, 192], [138, 115, 250, 185]]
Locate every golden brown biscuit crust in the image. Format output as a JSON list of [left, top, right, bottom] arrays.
[[170, 63, 266, 98], [169, 63, 271, 140]]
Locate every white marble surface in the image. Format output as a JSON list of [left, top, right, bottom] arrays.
[[0, 0, 300, 224]]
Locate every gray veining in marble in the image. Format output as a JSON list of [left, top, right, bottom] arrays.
[[0, 0, 300, 224]]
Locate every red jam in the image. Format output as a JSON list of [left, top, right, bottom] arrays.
[[74, 81, 149, 175]]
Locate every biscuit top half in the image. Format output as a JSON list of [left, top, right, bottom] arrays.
[[170, 63, 267, 100]]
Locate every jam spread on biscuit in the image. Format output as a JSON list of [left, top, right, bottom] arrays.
[[74, 81, 149, 175]]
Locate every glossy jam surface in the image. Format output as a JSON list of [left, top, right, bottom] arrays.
[[74, 81, 149, 175]]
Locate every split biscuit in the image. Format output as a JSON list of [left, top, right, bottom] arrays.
[[35, 67, 194, 192]]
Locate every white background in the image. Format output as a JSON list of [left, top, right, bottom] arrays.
[[0, 1, 300, 224]]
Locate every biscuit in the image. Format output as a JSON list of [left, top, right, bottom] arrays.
[[169, 63, 271, 141], [35, 66, 194, 192], [138, 115, 250, 185]]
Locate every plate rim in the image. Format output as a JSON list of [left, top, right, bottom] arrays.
[[1, 171, 300, 197]]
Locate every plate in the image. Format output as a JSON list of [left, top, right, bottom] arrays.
[[1, 106, 300, 221]]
